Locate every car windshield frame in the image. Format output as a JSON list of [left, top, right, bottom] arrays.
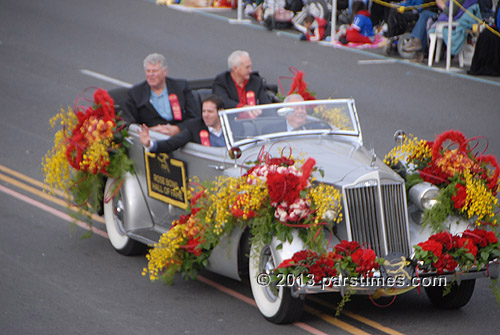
[[219, 98, 361, 147]]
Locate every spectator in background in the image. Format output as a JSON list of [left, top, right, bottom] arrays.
[[296, 14, 328, 41], [403, 0, 478, 62], [125, 53, 199, 136], [384, 0, 423, 38], [340, 1, 375, 44], [212, 50, 272, 118], [468, 4, 500, 76], [139, 94, 226, 153], [478, 0, 493, 20]]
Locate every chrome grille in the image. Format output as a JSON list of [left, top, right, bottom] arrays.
[[381, 183, 410, 255], [344, 182, 410, 257]]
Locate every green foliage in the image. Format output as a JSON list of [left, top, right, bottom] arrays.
[[490, 279, 500, 307], [335, 289, 352, 317], [422, 182, 458, 232]]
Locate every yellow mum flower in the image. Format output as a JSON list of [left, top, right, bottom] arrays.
[[384, 134, 431, 168]]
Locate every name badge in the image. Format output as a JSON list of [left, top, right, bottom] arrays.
[[246, 90, 256, 106], [199, 130, 210, 147], [169, 94, 183, 121]]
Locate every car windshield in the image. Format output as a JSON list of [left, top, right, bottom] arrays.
[[219, 99, 359, 146]]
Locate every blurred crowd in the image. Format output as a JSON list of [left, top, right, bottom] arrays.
[[240, 0, 499, 74]]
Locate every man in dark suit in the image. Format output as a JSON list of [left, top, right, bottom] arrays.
[[125, 53, 199, 136], [139, 95, 226, 153], [262, 94, 307, 134], [212, 50, 272, 119]]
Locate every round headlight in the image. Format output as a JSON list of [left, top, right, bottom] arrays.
[[421, 189, 440, 209], [409, 182, 440, 211]]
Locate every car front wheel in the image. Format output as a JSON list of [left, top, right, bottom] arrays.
[[249, 242, 304, 324], [424, 278, 475, 309], [103, 178, 147, 256]]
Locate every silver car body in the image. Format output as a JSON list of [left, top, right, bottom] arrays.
[[117, 98, 497, 293]]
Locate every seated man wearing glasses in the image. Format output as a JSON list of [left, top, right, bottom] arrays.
[[125, 53, 199, 137], [139, 95, 226, 153]]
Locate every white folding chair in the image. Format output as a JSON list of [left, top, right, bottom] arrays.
[[427, 21, 463, 67]]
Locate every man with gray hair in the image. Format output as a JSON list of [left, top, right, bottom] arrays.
[[125, 53, 198, 136], [212, 50, 271, 118], [262, 94, 307, 134]]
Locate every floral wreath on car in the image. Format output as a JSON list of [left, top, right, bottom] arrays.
[[384, 129, 499, 232], [384, 130, 500, 275], [142, 148, 345, 284], [42, 88, 133, 230]]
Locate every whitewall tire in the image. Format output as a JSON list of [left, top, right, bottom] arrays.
[[249, 242, 304, 324], [103, 178, 146, 256]]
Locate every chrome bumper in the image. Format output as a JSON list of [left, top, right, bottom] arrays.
[[289, 261, 499, 298]]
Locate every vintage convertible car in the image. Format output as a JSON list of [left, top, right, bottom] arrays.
[[102, 97, 498, 324]]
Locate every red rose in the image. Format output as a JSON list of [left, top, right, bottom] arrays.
[[351, 249, 364, 263], [451, 183, 467, 210], [292, 250, 317, 263], [184, 237, 202, 255], [418, 240, 443, 258], [266, 157, 295, 167], [433, 253, 458, 274], [419, 164, 449, 185], [267, 171, 302, 205], [454, 237, 478, 257], [463, 229, 488, 248], [335, 240, 360, 256], [486, 231, 498, 244], [353, 249, 378, 274], [429, 231, 454, 250]]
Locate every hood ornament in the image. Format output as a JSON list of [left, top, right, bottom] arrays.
[[370, 148, 377, 168]]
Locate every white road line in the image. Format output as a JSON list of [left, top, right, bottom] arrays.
[[358, 59, 399, 65], [80, 69, 132, 88], [0, 183, 108, 238]]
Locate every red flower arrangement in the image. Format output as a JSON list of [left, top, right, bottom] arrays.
[[244, 154, 327, 227], [66, 89, 118, 174], [414, 228, 500, 274], [43, 87, 133, 219], [274, 240, 381, 284], [176, 215, 204, 257], [275, 249, 337, 283], [333, 240, 380, 277], [386, 129, 500, 230]]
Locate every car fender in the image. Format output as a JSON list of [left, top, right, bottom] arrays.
[[270, 230, 307, 268], [205, 226, 244, 281], [121, 172, 154, 233]]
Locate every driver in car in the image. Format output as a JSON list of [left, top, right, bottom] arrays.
[[282, 94, 307, 131], [139, 94, 226, 153], [262, 94, 307, 133]]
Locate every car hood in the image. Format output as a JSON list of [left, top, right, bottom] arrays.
[[237, 135, 398, 185]]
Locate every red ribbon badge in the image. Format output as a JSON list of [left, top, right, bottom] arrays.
[[199, 130, 210, 147], [169, 94, 183, 121], [246, 90, 256, 106]]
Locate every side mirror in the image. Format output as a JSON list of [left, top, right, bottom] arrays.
[[229, 147, 242, 160], [393, 130, 406, 145]]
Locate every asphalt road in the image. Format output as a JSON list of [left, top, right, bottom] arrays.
[[1, 0, 499, 334]]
